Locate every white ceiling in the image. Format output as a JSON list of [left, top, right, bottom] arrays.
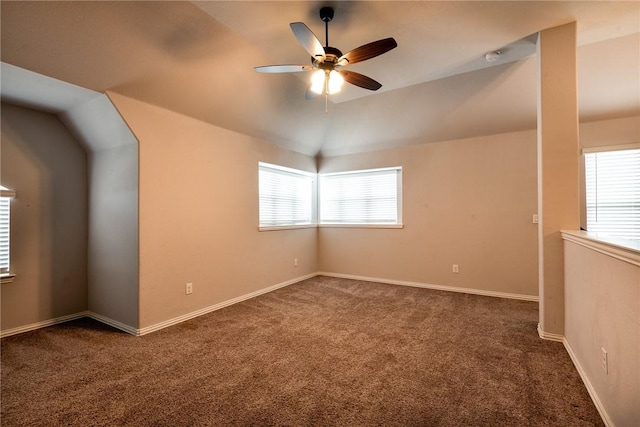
[[1, 1, 639, 157]]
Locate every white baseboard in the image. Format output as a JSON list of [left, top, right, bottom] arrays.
[[86, 312, 139, 336], [0, 310, 138, 338], [318, 272, 539, 302], [0, 311, 89, 338], [2, 272, 538, 338], [1, 273, 317, 338], [563, 338, 613, 427], [137, 273, 317, 336], [537, 323, 564, 342]]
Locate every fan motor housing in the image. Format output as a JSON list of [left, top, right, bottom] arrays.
[[323, 46, 343, 62], [312, 46, 343, 69]]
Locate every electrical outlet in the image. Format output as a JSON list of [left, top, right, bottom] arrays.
[[601, 348, 608, 374], [532, 214, 539, 224], [452, 264, 459, 274], [185, 282, 193, 295], [294, 258, 298, 267]]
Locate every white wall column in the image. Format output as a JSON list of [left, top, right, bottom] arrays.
[[536, 22, 580, 338]]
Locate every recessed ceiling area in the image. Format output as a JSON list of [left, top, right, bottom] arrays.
[[1, 1, 638, 157]]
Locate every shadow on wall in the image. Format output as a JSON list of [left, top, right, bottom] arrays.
[[1, 104, 88, 328]]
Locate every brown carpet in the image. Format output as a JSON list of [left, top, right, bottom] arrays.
[[1, 276, 603, 426]]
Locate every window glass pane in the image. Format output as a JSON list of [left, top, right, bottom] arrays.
[[0, 196, 10, 273], [320, 168, 401, 224], [585, 148, 640, 240], [259, 163, 315, 227]]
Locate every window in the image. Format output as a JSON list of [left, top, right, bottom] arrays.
[[258, 162, 316, 229], [584, 147, 640, 240], [319, 167, 402, 227], [1, 185, 16, 280]]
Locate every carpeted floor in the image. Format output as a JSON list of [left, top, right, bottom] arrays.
[[1, 276, 603, 426]]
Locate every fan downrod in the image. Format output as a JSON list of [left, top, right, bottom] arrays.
[[319, 7, 334, 48]]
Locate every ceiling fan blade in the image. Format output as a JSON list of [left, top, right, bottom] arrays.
[[340, 70, 383, 91], [338, 38, 397, 65], [290, 22, 325, 60], [254, 65, 313, 73]]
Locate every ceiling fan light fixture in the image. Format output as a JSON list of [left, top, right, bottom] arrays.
[[328, 70, 344, 94], [310, 69, 326, 94], [255, 7, 397, 102]]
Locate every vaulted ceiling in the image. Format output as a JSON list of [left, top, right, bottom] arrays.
[[1, 1, 638, 157]]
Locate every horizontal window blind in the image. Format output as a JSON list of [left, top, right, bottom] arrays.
[[0, 196, 10, 273], [259, 163, 315, 227], [320, 167, 401, 225], [585, 148, 640, 240]]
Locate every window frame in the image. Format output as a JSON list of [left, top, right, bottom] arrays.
[[583, 144, 640, 242], [318, 166, 403, 229], [258, 162, 317, 231], [1, 185, 16, 284]]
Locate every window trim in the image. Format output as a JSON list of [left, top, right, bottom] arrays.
[[258, 224, 318, 232], [318, 166, 403, 228], [581, 143, 640, 154], [258, 162, 317, 231], [318, 223, 404, 229], [257, 163, 405, 231], [582, 143, 640, 243], [0, 185, 16, 284]]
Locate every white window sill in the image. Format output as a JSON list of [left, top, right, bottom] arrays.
[[319, 223, 404, 229], [1, 274, 16, 284], [258, 223, 405, 231], [259, 224, 317, 232]]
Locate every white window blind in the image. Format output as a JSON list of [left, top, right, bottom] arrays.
[[259, 163, 315, 228], [585, 148, 640, 240], [0, 186, 15, 274], [319, 167, 402, 225]]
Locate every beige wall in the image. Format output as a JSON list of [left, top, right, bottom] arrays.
[[58, 93, 140, 331], [536, 22, 580, 337], [564, 237, 639, 426], [87, 144, 139, 328], [1, 91, 635, 337], [108, 93, 318, 329], [1, 103, 88, 331], [318, 129, 539, 298], [568, 115, 640, 426], [580, 116, 640, 150]]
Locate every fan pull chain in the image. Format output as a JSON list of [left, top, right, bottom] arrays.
[[325, 94, 329, 114]]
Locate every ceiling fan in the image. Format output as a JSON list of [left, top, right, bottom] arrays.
[[255, 6, 397, 102]]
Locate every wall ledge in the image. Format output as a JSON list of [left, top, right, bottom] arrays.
[[561, 230, 640, 267]]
